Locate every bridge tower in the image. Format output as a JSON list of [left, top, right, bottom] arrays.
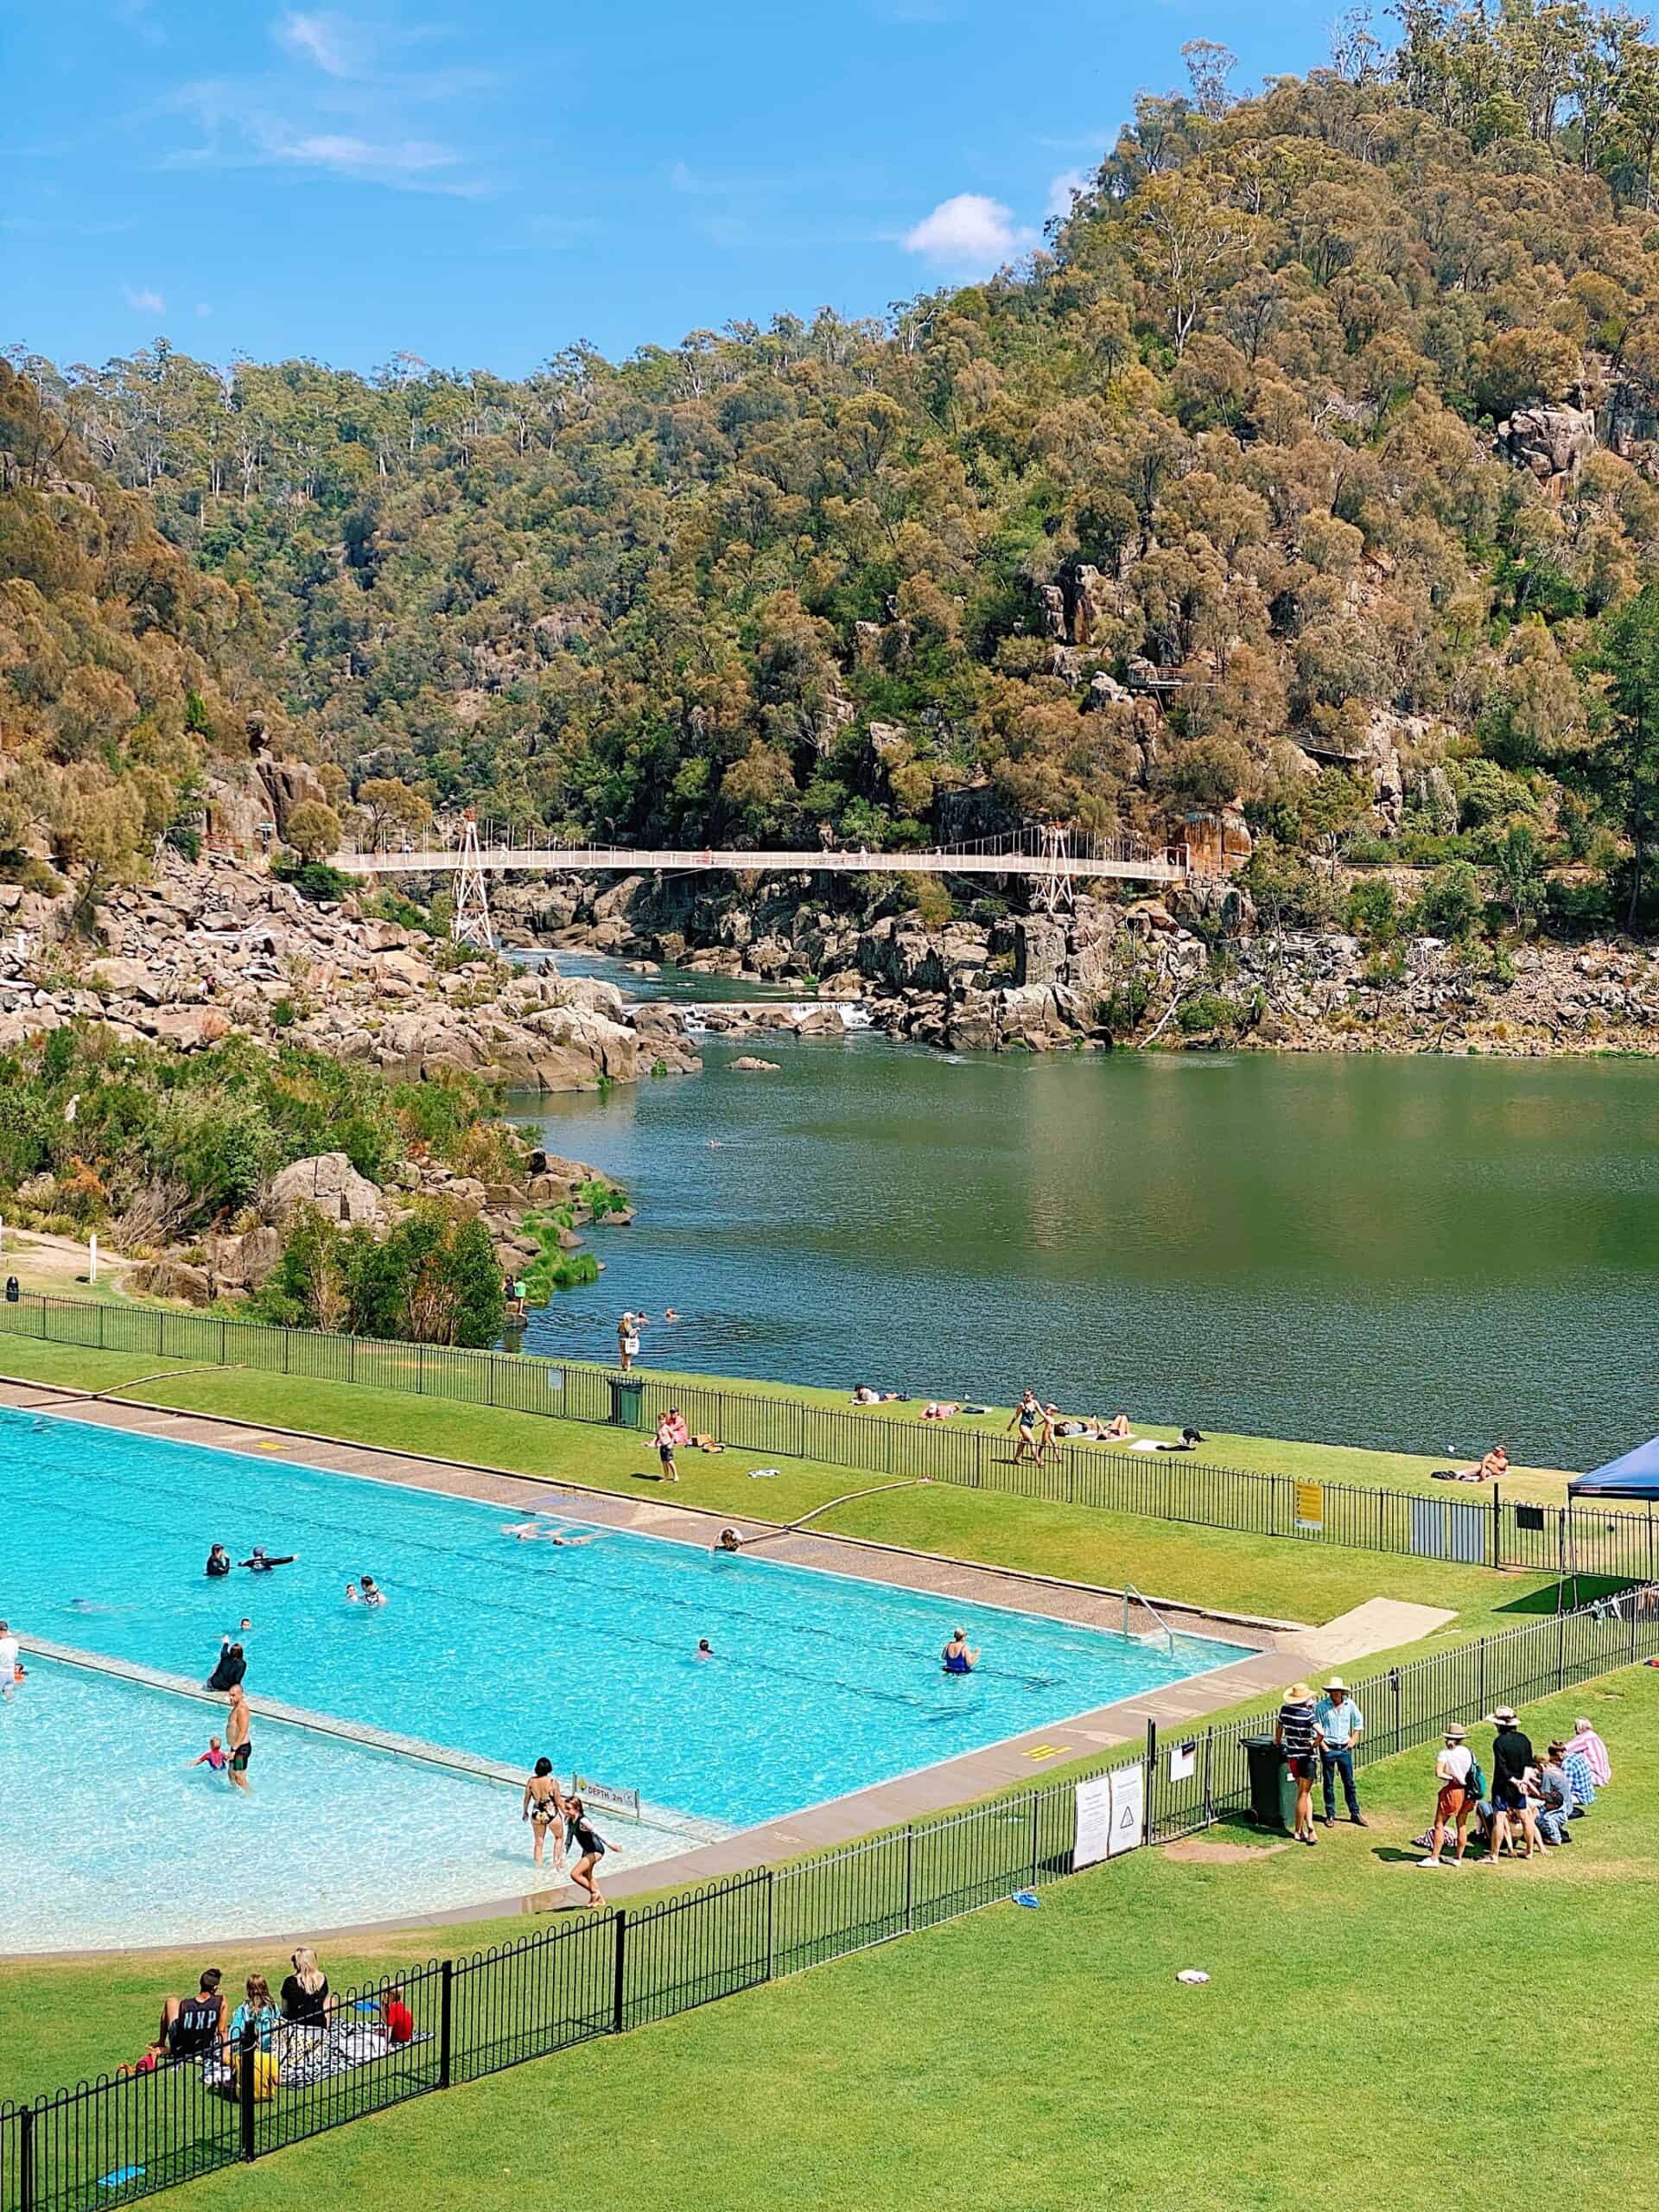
[[451, 812, 495, 950], [1037, 820, 1075, 916]]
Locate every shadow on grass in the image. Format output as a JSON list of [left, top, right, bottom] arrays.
[[1494, 1575, 1629, 1618]]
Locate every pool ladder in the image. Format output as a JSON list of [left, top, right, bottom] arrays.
[[1122, 1582, 1178, 1654]]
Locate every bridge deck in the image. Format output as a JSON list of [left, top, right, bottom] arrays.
[[334, 845, 1188, 883]]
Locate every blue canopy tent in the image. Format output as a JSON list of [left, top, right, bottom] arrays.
[[1569, 1435, 1659, 1503]]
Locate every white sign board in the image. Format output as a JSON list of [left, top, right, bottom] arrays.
[[1073, 1772, 1116, 1869], [1106, 1764, 1145, 1858], [571, 1775, 641, 1821], [1169, 1739, 1197, 1784], [1075, 1764, 1146, 1867]]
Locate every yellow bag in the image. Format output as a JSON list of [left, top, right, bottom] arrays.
[[238, 2050, 278, 2102]]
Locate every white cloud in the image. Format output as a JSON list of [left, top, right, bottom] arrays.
[[123, 283, 165, 314], [1046, 168, 1090, 219], [278, 131, 457, 176], [276, 10, 359, 76], [901, 193, 1036, 270]]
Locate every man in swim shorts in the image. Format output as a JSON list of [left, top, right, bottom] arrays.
[[226, 1686, 252, 1790]]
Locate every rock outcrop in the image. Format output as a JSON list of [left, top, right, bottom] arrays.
[[1494, 402, 1595, 490]]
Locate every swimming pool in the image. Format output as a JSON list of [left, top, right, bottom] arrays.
[[2, 1408, 1249, 1944]]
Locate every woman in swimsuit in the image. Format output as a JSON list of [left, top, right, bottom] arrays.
[[1007, 1390, 1041, 1465], [522, 1757, 568, 1872], [563, 1796, 608, 1906]]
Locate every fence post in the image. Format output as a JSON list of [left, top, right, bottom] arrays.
[[97, 1303, 105, 1350], [1143, 1716, 1157, 1843], [439, 1958, 454, 2088], [1029, 1789, 1040, 1885], [765, 1869, 776, 1982], [904, 1824, 914, 1933], [1478, 1636, 1485, 1726], [1490, 1484, 1499, 1567], [611, 1909, 628, 2034], [1389, 1669, 1402, 1753], [1556, 1607, 1566, 1691], [1203, 1727, 1214, 1826], [417, 1343, 425, 1395], [238, 2021, 257, 2162], [18, 2104, 34, 2212]]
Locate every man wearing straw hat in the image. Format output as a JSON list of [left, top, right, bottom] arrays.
[[1313, 1675, 1367, 1828]]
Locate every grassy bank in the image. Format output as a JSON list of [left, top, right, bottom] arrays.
[[6, 1669, 1654, 2207]]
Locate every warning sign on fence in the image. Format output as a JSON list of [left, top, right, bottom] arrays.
[[1294, 1481, 1325, 1530], [1075, 1765, 1145, 1868]]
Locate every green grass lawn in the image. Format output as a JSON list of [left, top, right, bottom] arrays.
[[7, 1668, 1653, 2208], [0, 1336, 1573, 1636]]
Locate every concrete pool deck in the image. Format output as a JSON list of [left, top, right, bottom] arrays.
[[0, 1376, 1437, 1952]]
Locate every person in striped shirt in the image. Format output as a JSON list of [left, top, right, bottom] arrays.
[[1275, 1682, 1321, 1845]]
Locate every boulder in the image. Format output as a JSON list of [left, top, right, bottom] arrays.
[[129, 1257, 212, 1306], [728, 1055, 780, 1071], [146, 1007, 232, 1049], [87, 957, 162, 1002], [267, 1151, 382, 1226], [1494, 402, 1594, 489]]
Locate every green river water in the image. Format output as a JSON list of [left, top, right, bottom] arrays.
[[515, 984, 1659, 1469]]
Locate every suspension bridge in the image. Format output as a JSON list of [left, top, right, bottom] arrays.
[[331, 822, 1191, 949]]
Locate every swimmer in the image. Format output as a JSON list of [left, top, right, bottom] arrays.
[[206, 1544, 231, 1579], [941, 1627, 980, 1675], [696, 1637, 714, 1660], [359, 1575, 385, 1607], [345, 1583, 360, 1602], [664, 1306, 679, 1321], [207, 1637, 247, 1693], [713, 1528, 742, 1554], [192, 1735, 229, 1777], [238, 1548, 296, 1572]]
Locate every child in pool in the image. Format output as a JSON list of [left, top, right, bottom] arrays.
[[192, 1736, 228, 1775]]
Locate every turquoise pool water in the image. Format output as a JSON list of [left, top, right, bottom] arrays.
[[0, 1657, 701, 1955], [3, 1408, 1248, 1943]]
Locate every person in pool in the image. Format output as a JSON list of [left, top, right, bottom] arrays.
[[522, 1756, 568, 1872], [359, 1575, 385, 1607], [205, 1544, 231, 1579], [942, 1628, 980, 1675], [713, 1528, 742, 1554], [696, 1637, 714, 1660], [191, 1735, 229, 1777], [238, 1548, 296, 1572], [563, 1796, 608, 1906], [207, 1637, 247, 1694]]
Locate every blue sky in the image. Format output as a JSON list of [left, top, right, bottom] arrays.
[[8, 0, 1332, 377]]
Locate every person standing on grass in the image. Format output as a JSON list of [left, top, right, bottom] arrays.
[[1487, 1707, 1537, 1859], [1274, 1682, 1320, 1845], [655, 1409, 681, 1484], [1313, 1677, 1367, 1827], [226, 1684, 252, 1791], [522, 1757, 568, 1872], [563, 1796, 608, 1907], [1007, 1389, 1041, 1465], [1421, 1724, 1477, 1866]]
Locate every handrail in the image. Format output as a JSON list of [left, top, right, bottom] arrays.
[[1122, 1581, 1179, 1654]]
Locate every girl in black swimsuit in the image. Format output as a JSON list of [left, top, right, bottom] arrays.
[[563, 1796, 608, 1907]]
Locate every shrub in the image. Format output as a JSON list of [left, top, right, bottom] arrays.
[[1345, 879, 1399, 942], [1177, 990, 1244, 1034], [1408, 861, 1484, 941]]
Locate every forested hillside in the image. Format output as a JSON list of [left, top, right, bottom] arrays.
[[13, 3, 1659, 924], [0, 365, 296, 887]]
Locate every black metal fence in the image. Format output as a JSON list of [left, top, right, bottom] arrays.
[[4, 1584, 1656, 2212], [1, 1291, 1656, 1580]]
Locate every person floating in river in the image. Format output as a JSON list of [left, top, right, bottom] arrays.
[[942, 1627, 980, 1675]]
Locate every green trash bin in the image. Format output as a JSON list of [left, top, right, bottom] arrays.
[[1243, 1734, 1288, 1828], [609, 1376, 646, 1428]]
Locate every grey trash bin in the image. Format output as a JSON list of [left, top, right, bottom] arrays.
[[1243, 1734, 1288, 1828], [608, 1376, 646, 1428]]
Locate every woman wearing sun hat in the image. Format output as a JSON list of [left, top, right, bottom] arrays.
[[1274, 1681, 1320, 1845], [1420, 1723, 1477, 1866]]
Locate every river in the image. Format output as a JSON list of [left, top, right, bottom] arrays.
[[512, 961, 1659, 1467]]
